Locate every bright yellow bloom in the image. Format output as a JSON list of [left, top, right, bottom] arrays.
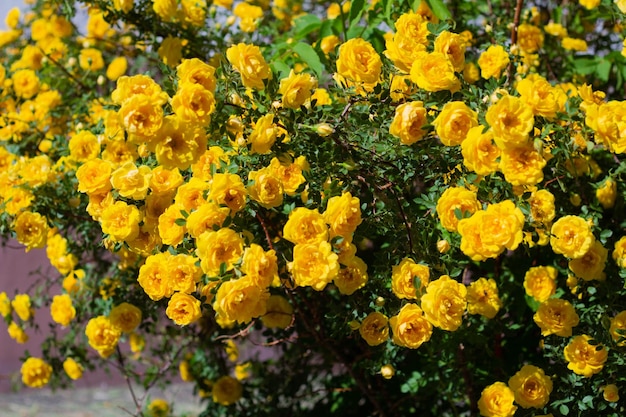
[[508, 365, 552, 408], [50, 294, 76, 326], [333, 255, 368, 295], [533, 298, 579, 337], [21, 357, 52, 388], [421, 275, 467, 331], [550, 215, 595, 259], [466, 278, 501, 319], [85, 315, 121, 358], [564, 334, 607, 377], [63, 357, 84, 380], [523, 266, 557, 302], [389, 101, 428, 145], [213, 277, 269, 325], [278, 70, 317, 109], [110, 302, 142, 333], [226, 43, 272, 90], [166, 292, 202, 326], [389, 303, 432, 349], [478, 45, 510, 79], [410, 51, 460, 93], [478, 382, 517, 417], [359, 311, 389, 346], [289, 241, 339, 290], [335, 38, 382, 92], [433, 101, 478, 146], [12, 294, 32, 321]]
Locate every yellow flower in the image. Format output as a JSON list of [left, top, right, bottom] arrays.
[[113, 0, 134, 13], [112, 74, 169, 106], [21, 357, 52, 388], [248, 113, 278, 154], [85, 315, 121, 358], [544, 22, 568, 37], [485, 95, 534, 149], [434, 30, 466, 72], [596, 177, 617, 209], [384, 11, 429, 73], [212, 376, 242, 405], [12, 69, 40, 99], [158, 203, 186, 247], [168, 253, 202, 294], [324, 192, 362, 237], [0, 291, 11, 317], [333, 256, 368, 295], [609, 310, 626, 345], [602, 384, 620, 402], [389, 303, 432, 349], [158, 36, 183, 67], [391, 258, 429, 300], [241, 244, 278, 288], [186, 202, 229, 238], [50, 294, 75, 326], [436, 186, 481, 232], [226, 43, 272, 90], [523, 266, 557, 302], [359, 311, 389, 346], [100, 200, 142, 242], [110, 161, 152, 200], [110, 302, 142, 333], [171, 82, 215, 126], [213, 277, 269, 325], [283, 207, 328, 244], [248, 168, 284, 209], [477, 382, 517, 417], [288, 241, 339, 290], [517, 74, 564, 119], [106, 56, 128, 81], [433, 101, 478, 146], [166, 292, 202, 326], [613, 236, 626, 268], [268, 156, 308, 196], [12, 294, 33, 321], [153, 116, 207, 170], [507, 365, 552, 408], [153, 0, 178, 21], [14, 211, 48, 252], [564, 334, 607, 377], [461, 125, 500, 176], [119, 94, 164, 139], [63, 358, 83, 380], [528, 189, 555, 225], [174, 177, 210, 212], [335, 38, 382, 92], [499, 144, 547, 186], [533, 299, 579, 337], [79, 48, 104, 71], [278, 70, 317, 109], [261, 295, 293, 329], [177, 58, 217, 92], [410, 51, 460, 93], [389, 101, 428, 145], [421, 275, 467, 331], [380, 364, 395, 379], [568, 240, 607, 281], [320, 35, 340, 55], [129, 332, 145, 353], [517, 24, 544, 53], [8, 322, 29, 343], [5, 7, 20, 29], [208, 172, 247, 213], [234, 2, 263, 32], [196, 228, 244, 276], [562, 37, 588, 51], [466, 278, 501, 319], [69, 130, 100, 162], [180, 0, 207, 26], [147, 398, 170, 417], [138, 252, 174, 300], [550, 215, 595, 259], [389, 74, 417, 102]]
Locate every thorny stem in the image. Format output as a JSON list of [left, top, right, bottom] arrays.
[[41, 49, 88, 91], [255, 212, 275, 251], [116, 345, 144, 417], [507, 0, 525, 82]]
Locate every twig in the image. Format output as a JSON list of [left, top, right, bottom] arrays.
[[255, 212, 275, 251], [116, 345, 144, 417], [507, 0, 525, 82], [40, 49, 88, 91]]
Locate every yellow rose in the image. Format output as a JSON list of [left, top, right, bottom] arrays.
[[157, 36, 183, 67], [421, 275, 467, 331], [528, 189, 555, 225], [138, 252, 174, 300], [174, 177, 210, 212], [241, 244, 278, 288], [149, 166, 184, 195], [69, 130, 100, 162], [212, 376, 243, 405], [389, 74, 417, 102], [517, 24, 544, 53], [106, 56, 128, 81], [391, 258, 429, 300], [333, 255, 368, 295], [596, 177, 617, 209], [261, 295, 293, 329], [14, 211, 48, 252], [8, 322, 29, 343], [550, 215, 595, 259], [119, 94, 163, 139], [289, 241, 339, 290], [248, 168, 284, 209], [180, 0, 207, 26], [171, 82, 216, 126], [153, 0, 178, 21], [21, 357, 52, 388], [213, 277, 269, 324], [320, 35, 340, 55], [485, 95, 534, 149], [359, 311, 389, 346], [433, 30, 466, 72], [517, 74, 564, 119], [508, 365, 552, 408], [158, 203, 186, 247], [389, 303, 432, 349], [389, 101, 428, 145], [384, 12, 429, 73], [268, 156, 308, 195], [186, 202, 229, 238], [100, 200, 141, 242], [568, 240, 607, 281], [278, 70, 318, 109], [410, 51, 460, 93], [0, 291, 11, 317], [110, 302, 142, 333], [148, 398, 170, 417], [166, 292, 202, 326], [196, 228, 244, 276], [436, 186, 481, 232], [110, 161, 152, 200], [226, 43, 272, 90], [63, 358, 83, 380], [12, 294, 33, 321], [283, 207, 328, 244], [562, 37, 587, 51], [564, 335, 607, 377], [50, 294, 75, 326], [499, 144, 547, 186], [335, 38, 382, 92], [609, 310, 626, 345], [85, 315, 122, 358], [533, 298, 579, 337], [168, 253, 202, 294], [248, 113, 278, 155], [433, 101, 478, 146], [477, 382, 517, 417], [79, 48, 104, 71], [602, 384, 619, 402], [111, 74, 169, 106], [523, 266, 557, 302], [324, 192, 362, 237], [192, 146, 229, 181], [466, 277, 501, 319], [613, 236, 626, 268], [12, 69, 40, 99], [113, 0, 134, 13], [177, 58, 217, 92], [460, 125, 499, 176], [208, 173, 247, 213]]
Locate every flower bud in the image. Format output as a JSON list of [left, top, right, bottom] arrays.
[[437, 239, 451, 253], [380, 364, 395, 379], [374, 296, 385, 307], [315, 123, 334, 137], [603, 384, 619, 402]]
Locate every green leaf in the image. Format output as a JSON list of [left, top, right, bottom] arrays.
[[349, 0, 366, 27], [292, 42, 324, 77], [596, 59, 612, 83], [293, 14, 322, 39], [559, 404, 570, 415], [574, 57, 597, 75], [424, 0, 452, 21]]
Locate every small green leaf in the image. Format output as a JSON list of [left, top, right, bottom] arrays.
[[560, 404, 570, 415], [424, 0, 452, 21], [349, 0, 366, 26], [292, 42, 324, 77], [596, 59, 611, 83]]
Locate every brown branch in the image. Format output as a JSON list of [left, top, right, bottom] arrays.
[[507, 0, 525, 82], [40, 49, 88, 91], [116, 345, 144, 417], [255, 212, 275, 251]]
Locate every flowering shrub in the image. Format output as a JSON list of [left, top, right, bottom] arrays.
[[1, 0, 626, 416]]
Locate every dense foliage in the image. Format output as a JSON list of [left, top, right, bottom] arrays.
[[1, 0, 626, 416]]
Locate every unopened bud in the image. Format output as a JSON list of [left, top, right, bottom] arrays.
[[380, 364, 395, 379], [437, 239, 451, 254], [315, 123, 334, 137]]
